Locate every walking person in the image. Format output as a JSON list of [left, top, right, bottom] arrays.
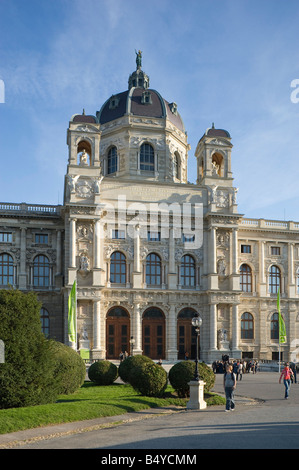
[[238, 361, 243, 381], [290, 362, 297, 383], [223, 364, 236, 411], [279, 362, 294, 399]]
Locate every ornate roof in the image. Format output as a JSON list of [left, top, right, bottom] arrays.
[[96, 52, 185, 132], [205, 123, 231, 138]]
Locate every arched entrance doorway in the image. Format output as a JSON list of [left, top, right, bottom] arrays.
[[177, 308, 200, 360], [142, 307, 165, 359], [106, 307, 130, 359]]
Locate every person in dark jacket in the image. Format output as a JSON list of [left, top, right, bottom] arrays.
[[223, 364, 236, 411]]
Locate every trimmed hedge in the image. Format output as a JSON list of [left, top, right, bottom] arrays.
[[49, 340, 86, 395], [129, 360, 168, 397], [88, 360, 118, 385], [0, 290, 59, 408], [169, 361, 215, 397], [118, 354, 152, 383]]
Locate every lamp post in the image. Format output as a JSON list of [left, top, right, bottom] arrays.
[[191, 315, 202, 381], [187, 314, 206, 410], [129, 336, 135, 356]]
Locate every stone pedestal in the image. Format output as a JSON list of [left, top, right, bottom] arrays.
[[79, 339, 90, 350], [219, 340, 230, 352], [187, 380, 207, 410]]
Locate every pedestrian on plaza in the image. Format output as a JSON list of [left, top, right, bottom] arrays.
[[238, 361, 243, 381], [279, 362, 294, 399], [223, 364, 236, 411], [290, 362, 297, 384]]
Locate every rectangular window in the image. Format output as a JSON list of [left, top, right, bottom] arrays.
[[271, 246, 280, 256], [147, 231, 161, 241], [241, 244, 251, 253], [111, 229, 125, 239], [0, 232, 12, 243], [35, 233, 48, 244]]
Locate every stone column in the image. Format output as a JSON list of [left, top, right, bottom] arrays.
[[56, 230, 62, 275], [208, 226, 218, 289], [231, 304, 241, 357], [259, 241, 267, 296], [230, 228, 240, 290], [68, 218, 77, 285], [168, 228, 177, 289], [133, 303, 142, 355], [69, 218, 76, 268], [232, 229, 238, 274], [210, 227, 217, 273], [133, 225, 142, 288], [93, 219, 101, 269], [92, 300, 104, 359], [93, 219, 103, 286], [167, 304, 178, 361], [134, 225, 140, 272], [210, 303, 217, 351]]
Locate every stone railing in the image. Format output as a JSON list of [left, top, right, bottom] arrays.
[[241, 218, 299, 231], [0, 202, 61, 216]]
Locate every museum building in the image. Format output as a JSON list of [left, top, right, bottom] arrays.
[[1, 53, 299, 363]]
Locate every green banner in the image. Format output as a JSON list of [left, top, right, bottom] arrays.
[[68, 280, 77, 343], [277, 288, 286, 344]]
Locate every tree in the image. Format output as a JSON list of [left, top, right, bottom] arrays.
[[0, 289, 59, 408]]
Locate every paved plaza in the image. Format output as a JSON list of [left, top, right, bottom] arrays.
[[0, 370, 298, 450]]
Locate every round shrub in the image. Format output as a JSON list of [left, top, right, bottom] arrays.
[[49, 340, 86, 395], [88, 360, 118, 385], [169, 361, 215, 397], [118, 354, 152, 383], [129, 360, 167, 397]]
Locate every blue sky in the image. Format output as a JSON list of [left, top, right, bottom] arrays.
[[1, 0, 299, 221]]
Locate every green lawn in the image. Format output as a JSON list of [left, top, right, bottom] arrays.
[[0, 382, 225, 435]]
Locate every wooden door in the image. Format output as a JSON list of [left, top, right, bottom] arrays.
[[142, 308, 165, 359], [177, 308, 200, 360], [106, 307, 130, 359]]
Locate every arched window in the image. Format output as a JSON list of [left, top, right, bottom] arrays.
[[33, 255, 50, 287], [40, 307, 50, 337], [107, 146, 117, 174], [140, 143, 154, 171], [146, 253, 161, 285], [0, 253, 13, 285], [241, 312, 254, 339], [271, 312, 279, 340], [110, 251, 126, 284], [181, 255, 195, 287], [269, 265, 281, 294], [240, 264, 252, 292], [174, 152, 180, 179]]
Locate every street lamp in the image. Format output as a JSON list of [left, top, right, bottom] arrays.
[[191, 315, 202, 381], [129, 336, 135, 356]]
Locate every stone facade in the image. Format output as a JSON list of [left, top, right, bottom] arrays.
[[1, 58, 299, 363]]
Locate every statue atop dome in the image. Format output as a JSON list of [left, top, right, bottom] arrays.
[[135, 49, 142, 69]]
